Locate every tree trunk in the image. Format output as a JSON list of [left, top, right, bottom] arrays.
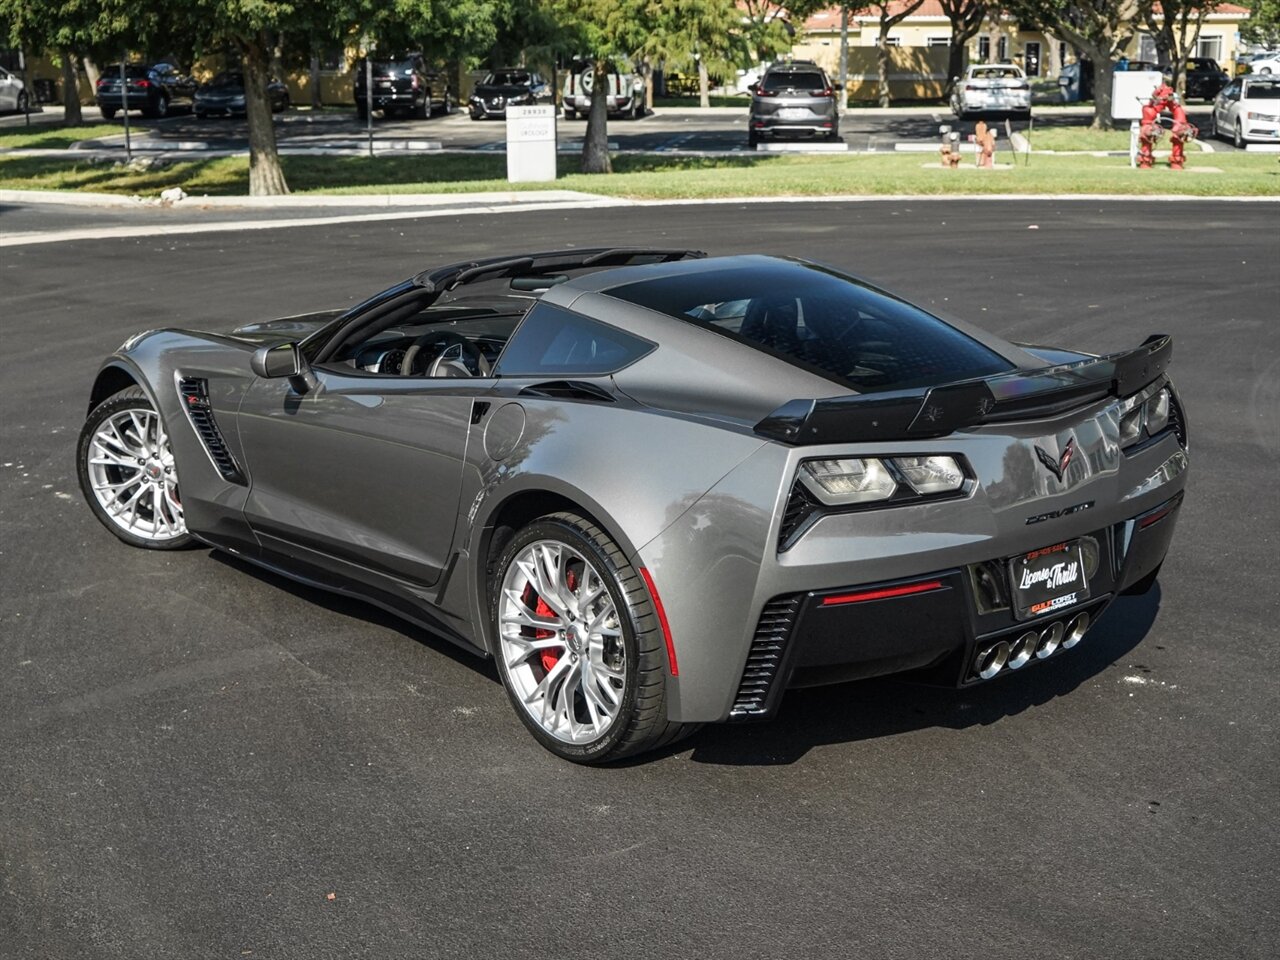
[[309, 49, 322, 109], [61, 51, 83, 125], [240, 31, 290, 195], [838, 6, 850, 111], [83, 57, 100, 93], [698, 59, 710, 109], [1092, 58, 1115, 130], [581, 59, 611, 174], [877, 32, 892, 108], [945, 39, 967, 98]]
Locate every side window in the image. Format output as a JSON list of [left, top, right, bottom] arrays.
[[495, 302, 654, 377]]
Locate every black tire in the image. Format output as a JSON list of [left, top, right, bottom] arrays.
[[147, 94, 169, 119], [100, 105, 116, 120], [490, 512, 696, 764], [76, 387, 195, 551], [748, 130, 759, 148], [356, 102, 368, 121], [415, 92, 429, 120], [17, 90, 29, 112], [1234, 120, 1246, 149], [195, 109, 207, 119], [1208, 113, 1218, 140], [563, 108, 576, 120]]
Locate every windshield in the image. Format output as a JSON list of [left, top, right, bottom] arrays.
[[208, 73, 243, 87], [607, 261, 1015, 393], [762, 71, 826, 92], [106, 65, 152, 79], [973, 67, 1023, 79], [1244, 81, 1280, 99], [487, 71, 530, 86]]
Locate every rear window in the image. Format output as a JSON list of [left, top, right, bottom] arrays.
[[762, 71, 827, 93], [1245, 82, 1280, 99], [607, 261, 1014, 393], [489, 71, 530, 85], [495, 302, 654, 377]]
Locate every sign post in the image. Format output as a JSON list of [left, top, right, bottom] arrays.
[[505, 104, 557, 183]]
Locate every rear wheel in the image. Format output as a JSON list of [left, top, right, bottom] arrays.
[[100, 105, 116, 120], [16, 90, 29, 112], [77, 387, 193, 550], [491, 512, 694, 763], [563, 107, 576, 120], [147, 94, 169, 119]]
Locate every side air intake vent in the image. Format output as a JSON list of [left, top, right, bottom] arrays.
[[778, 482, 821, 551], [1167, 390, 1188, 450], [729, 595, 801, 719], [178, 378, 246, 485]]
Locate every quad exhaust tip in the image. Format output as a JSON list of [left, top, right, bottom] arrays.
[[974, 613, 1091, 680]]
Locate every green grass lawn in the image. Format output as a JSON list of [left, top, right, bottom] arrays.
[[0, 123, 144, 150], [1, 150, 1275, 199]]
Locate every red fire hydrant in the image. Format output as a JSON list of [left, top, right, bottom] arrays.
[[1138, 84, 1198, 171]]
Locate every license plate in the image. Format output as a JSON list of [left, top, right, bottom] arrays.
[[1009, 540, 1090, 620], [778, 108, 810, 120]]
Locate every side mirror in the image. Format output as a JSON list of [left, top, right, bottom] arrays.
[[251, 341, 317, 393], [748, 83, 759, 94]]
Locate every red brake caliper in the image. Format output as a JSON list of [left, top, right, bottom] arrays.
[[535, 594, 560, 673]]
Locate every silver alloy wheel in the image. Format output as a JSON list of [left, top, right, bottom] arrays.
[[86, 408, 186, 541], [498, 540, 626, 744]]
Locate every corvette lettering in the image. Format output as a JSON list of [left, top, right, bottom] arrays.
[[1025, 500, 1095, 525], [1018, 560, 1080, 591]]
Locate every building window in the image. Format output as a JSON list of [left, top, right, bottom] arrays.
[[1058, 41, 1068, 69], [886, 37, 902, 48], [1197, 35, 1222, 61], [1138, 35, 1158, 62], [997, 36, 1009, 61], [927, 37, 950, 48], [978, 36, 991, 62]]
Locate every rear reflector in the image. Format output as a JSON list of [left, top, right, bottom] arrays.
[[820, 580, 944, 607], [639, 568, 679, 676], [1139, 501, 1178, 529]]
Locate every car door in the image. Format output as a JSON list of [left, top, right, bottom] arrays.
[[0, 67, 17, 110], [236, 366, 483, 591]]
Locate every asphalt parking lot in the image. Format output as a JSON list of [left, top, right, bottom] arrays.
[[2, 199, 1277, 958], [6, 102, 1243, 153]]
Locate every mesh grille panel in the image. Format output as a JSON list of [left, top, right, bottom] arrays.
[[729, 595, 801, 719]]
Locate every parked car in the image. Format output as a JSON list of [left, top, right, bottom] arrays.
[[1247, 52, 1280, 75], [353, 53, 453, 119], [96, 63, 196, 119], [1210, 76, 1280, 146], [951, 63, 1032, 119], [76, 248, 1188, 763], [560, 67, 645, 120], [747, 61, 839, 146], [468, 68, 549, 120], [0, 65, 28, 113], [194, 72, 290, 118], [1184, 57, 1229, 101]]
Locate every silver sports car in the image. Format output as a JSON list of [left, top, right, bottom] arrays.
[[78, 249, 1189, 762]]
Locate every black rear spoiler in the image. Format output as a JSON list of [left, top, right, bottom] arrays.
[[755, 334, 1172, 445]]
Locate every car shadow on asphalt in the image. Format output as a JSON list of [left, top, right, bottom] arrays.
[[209, 550, 501, 682], [676, 586, 1164, 767]]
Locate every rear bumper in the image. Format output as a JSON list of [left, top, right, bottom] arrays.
[[751, 114, 837, 138], [726, 491, 1184, 721]]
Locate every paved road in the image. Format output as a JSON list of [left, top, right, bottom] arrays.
[[2, 199, 1277, 959]]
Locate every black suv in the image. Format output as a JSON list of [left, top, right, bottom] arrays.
[[96, 63, 196, 119], [1185, 58, 1230, 101], [748, 61, 839, 147], [354, 53, 453, 119]]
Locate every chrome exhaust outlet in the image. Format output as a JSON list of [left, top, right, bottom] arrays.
[[975, 640, 1010, 680], [1036, 621, 1065, 659], [1062, 612, 1091, 649], [1007, 630, 1039, 670]]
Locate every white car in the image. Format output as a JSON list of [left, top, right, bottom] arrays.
[[0, 65, 28, 113], [1209, 76, 1280, 146], [950, 64, 1031, 119], [1247, 52, 1280, 75]]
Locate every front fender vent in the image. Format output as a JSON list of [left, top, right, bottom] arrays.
[[778, 482, 821, 551], [729, 594, 801, 720], [178, 377, 246, 485]]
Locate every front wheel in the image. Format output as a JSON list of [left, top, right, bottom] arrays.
[[16, 90, 29, 112], [563, 108, 576, 121], [491, 512, 693, 763], [77, 387, 193, 550], [1234, 120, 1246, 149], [1208, 112, 1218, 139]]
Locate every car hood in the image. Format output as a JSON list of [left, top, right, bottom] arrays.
[[228, 310, 344, 343]]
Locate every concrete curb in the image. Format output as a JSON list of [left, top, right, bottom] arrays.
[[0, 187, 616, 209]]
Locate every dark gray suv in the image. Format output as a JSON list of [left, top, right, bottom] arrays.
[[748, 62, 839, 147]]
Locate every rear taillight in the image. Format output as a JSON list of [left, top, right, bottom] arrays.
[[814, 88, 833, 97], [136, 79, 151, 88], [965, 84, 979, 91], [96, 79, 106, 87]]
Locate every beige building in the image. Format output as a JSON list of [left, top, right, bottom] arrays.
[[792, 2, 1254, 101]]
